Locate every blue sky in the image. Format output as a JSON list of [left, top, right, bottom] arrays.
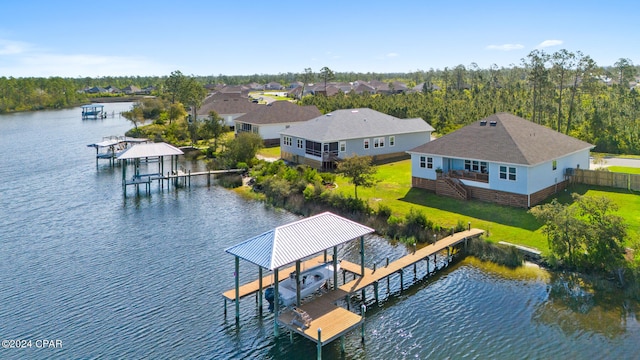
[[0, 0, 637, 78]]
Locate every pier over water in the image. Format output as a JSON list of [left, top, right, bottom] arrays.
[[223, 213, 483, 359]]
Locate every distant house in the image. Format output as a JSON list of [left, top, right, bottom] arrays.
[[122, 85, 141, 95], [280, 108, 434, 170], [85, 86, 107, 94], [196, 92, 259, 129], [104, 85, 121, 94], [408, 112, 594, 208], [265, 82, 284, 90], [234, 101, 321, 146]]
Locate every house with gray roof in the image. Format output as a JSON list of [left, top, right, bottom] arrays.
[[234, 101, 322, 146], [408, 112, 595, 207], [280, 108, 434, 170], [196, 92, 259, 129]]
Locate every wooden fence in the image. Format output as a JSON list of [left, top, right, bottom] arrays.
[[571, 169, 640, 191]]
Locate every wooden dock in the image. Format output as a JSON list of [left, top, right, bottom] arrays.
[[222, 228, 484, 356], [124, 168, 244, 195]]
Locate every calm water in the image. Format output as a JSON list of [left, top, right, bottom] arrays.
[[0, 105, 638, 359]]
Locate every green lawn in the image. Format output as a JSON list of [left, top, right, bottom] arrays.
[[608, 166, 640, 174], [333, 159, 640, 253], [257, 146, 281, 159]]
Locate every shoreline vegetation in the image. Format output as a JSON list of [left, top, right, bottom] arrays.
[[226, 155, 640, 300]]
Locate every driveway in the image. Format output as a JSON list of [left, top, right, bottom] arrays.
[[590, 156, 640, 169]]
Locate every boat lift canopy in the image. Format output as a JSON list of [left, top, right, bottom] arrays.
[[225, 211, 374, 270]]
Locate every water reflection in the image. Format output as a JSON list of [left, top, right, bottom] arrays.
[[534, 272, 638, 339]]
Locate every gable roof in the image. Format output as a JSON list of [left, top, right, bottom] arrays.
[[281, 108, 434, 142], [408, 112, 594, 166], [235, 101, 321, 125], [225, 212, 374, 270], [197, 93, 259, 116], [117, 142, 183, 160]]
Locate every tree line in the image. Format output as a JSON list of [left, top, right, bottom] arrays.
[[301, 51, 640, 154]]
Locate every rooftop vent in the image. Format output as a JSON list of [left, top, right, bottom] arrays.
[[489, 121, 497, 127], [480, 120, 487, 126]]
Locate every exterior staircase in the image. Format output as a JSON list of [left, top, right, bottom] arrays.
[[436, 176, 469, 200]]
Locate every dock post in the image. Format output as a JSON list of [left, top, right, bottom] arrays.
[[323, 249, 327, 263], [235, 256, 240, 326], [188, 169, 191, 188], [373, 281, 379, 305], [361, 288, 366, 303], [274, 270, 280, 336], [317, 328, 322, 360], [290, 330, 293, 344], [426, 257, 430, 275], [360, 236, 365, 277], [258, 267, 263, 315], [333, 247, 338, 290], [361, 304, 366, 344], [340, 336, 345, 353], [207, 171, 211, 187], [413, 262, 417, 280], [296, 261, 301, 307], [447, 247, 451, 264], [224, 298, 227, 318], [434, 252, 437, 270], [386, 258, 390, 293], [399, 269, 404, 292], [343, 270, 346, 284], [373, 263, 376, 273]]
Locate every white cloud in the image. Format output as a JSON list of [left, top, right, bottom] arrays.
[[0, 39, 31, 55], [1, 53, 172, 77], [386, 52, 399, 58], [536, 40, 563, 48], [486, 44, 524, 51]]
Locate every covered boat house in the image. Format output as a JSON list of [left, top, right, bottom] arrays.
[[224, 212, 374, 351], [116, 142, 184, 195]]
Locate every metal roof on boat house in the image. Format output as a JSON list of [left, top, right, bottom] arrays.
[[116, 142, 184, 160], [225, 212, 374, 270]]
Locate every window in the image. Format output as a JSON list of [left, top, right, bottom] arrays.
[[389, 136, 395, 147], [480, 162, 488, 173], [500, 166, 516, 181], [465, 160, 471, 171], [364, 139, 370, 149], [427, 157, 433, 169], [420, 156, 426, 168], [283, 136, 292, 146], [373, 137, 385, 148], [472, 160, 479, 172], [305, 140, 322, 156], [339, 141, 346, 152], [552, 160, 557, 171], [297, 139, 303, 149]]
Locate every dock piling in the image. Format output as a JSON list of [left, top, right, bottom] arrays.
[[317, 328, 322, 360]]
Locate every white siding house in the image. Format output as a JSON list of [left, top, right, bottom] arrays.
[[408, 113, 594, 207], [280, 108, 434, 170]]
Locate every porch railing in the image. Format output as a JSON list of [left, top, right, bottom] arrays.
[[448, 170, 489, 183]]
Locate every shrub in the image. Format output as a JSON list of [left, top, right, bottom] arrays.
[[377, 203, 392, 218]]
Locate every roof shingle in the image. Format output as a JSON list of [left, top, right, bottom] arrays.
[[408, 113, 594, 166]]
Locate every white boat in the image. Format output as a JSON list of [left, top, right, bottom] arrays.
[[265, 261, 340, 311]]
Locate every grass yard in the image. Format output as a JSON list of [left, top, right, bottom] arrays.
[[607, 166, 640, 174], [332, 159, 640, 254], [257, 146, 281, 159]]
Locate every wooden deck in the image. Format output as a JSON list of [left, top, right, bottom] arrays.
[[223, 228, 484, 350], [340, 228, 483, 293]]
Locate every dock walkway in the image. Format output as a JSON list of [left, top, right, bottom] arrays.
[[223, 228, 484, 349]]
